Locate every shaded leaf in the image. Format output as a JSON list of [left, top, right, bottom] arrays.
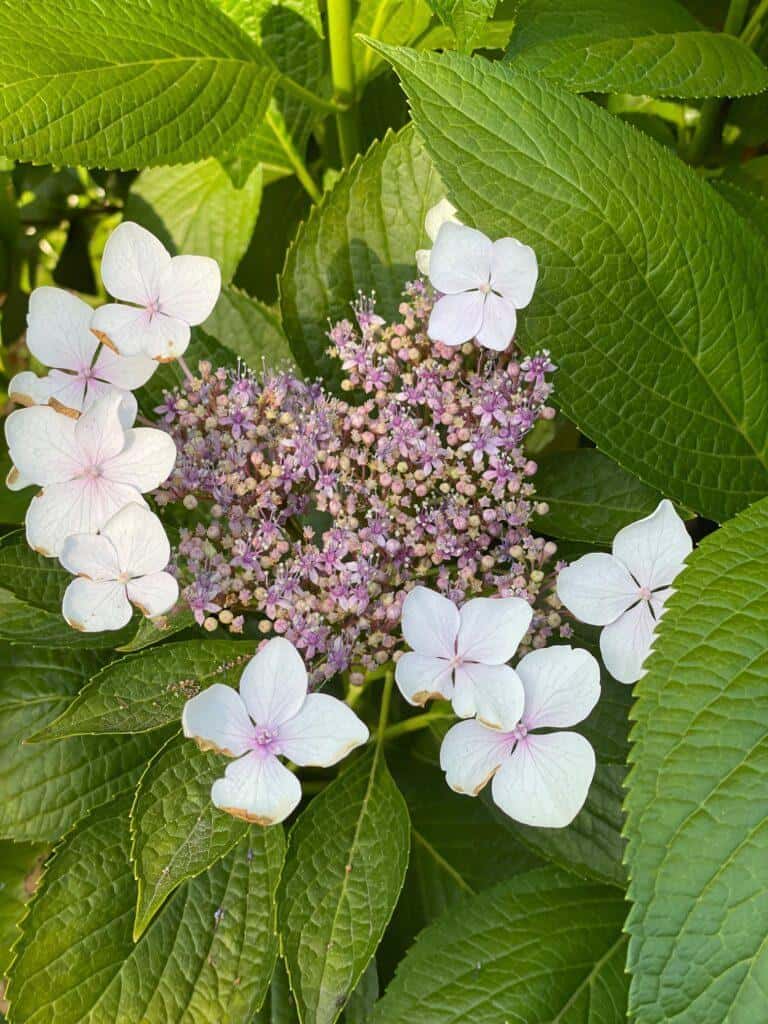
[[0, 841, 46, 975], [203, 285, 294, 369]]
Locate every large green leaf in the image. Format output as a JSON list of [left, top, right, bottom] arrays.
[[0, 530, 70, 612], [203, 285, 294, 369], [280, 125, 444, 383], [125, 160, 263, 282], [34, 639, 254, 740], [0, 841, 46, 975], [130, 734, 249, 939], [376, 46, 768, 520], [278, 747, 410, 1024], [8, 799, 284, 1022], [711, 180, 768, 243], [625, 496, 768, 1023], [533, 449, 661, 545], [0, 644, 164, 841], [371, 868, 628, 1022], [426, 0, 498, 54]]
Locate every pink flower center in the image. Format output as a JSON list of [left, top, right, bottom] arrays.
[[252, 726, 281, 756], [146, 297, 161, 319], [638, 585, 652, 601], [449, 653, 464, 670], [479, 281, 492, 295], [81, 464, 103, 480], [509, 722, 528, 743]]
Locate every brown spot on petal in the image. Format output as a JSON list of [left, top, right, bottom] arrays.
[[219, 805, 277, 826], [6, 466, 21, 487], [192, 736, 242, 758], [49, 397, 80, 420], [412, 689, 447, 706], [91, 329, 119, 353], [7, 390, 36, 407], [471, 765, 502, 797], [155, 352, 178, 365]]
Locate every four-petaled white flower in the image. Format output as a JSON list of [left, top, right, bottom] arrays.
[[91, 221, 221, 362], [440, 645, 600, 828], [182, 637, 369, 825], [427, 223, 538, 352], [59, 503, 178, 632], [4, 390, 177, 557], [415, 198, 461, 276], [557, 499, 692, 684], [395, 586, 533, 728], [9, 287, 156, 420]]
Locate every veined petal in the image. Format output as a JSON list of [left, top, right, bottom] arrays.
[[517, 646, 601, 730], [5, 405, 79, 485], [429, 222, 492, 293], [59, 533, 120, 580], [139, 313, 191, 362], [80, 383, 138, 430], [127, 571, 179, 618], [74, 391, 126, 466], [401, 586, 459, 659], [62, 578, 132, 633], [457, 595, 532, 664], [91, 303, 151, 357], [8, 371, 56, 407], [451, 668, 477, 719], [457, 662, 525, 732], [394, 651, 454, 706], [475, 292, 517, 352], [599, 599, 657, 685], [439, 719, 510, 796], [46, 370, 88, 416], [26, 287, 98, 372], [157, 254, 221, 325], [101, 503, 170, 576], [556, 552, 638, 626], [93, 345, 156, 391], [613, 498, 692, 591], [427, 291, 485, 347], [102, 427, 177, 492], [278, 693, 369, 767], [211, 751, 301, 826], [489, 237, 538, 308], [182, 683, 254, 758], [424, 198, 459, 242], [492, 732, 596, 828], [26, 478, 145, 557], [239, 637, 308, 729], [100, 221, 170, 305]]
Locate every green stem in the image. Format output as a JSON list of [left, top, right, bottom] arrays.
[[276, 76, 348, 116], [327, 0, 360, 165], [741, 0, 768, 46], [266, 110, 322, 203], [375, 670, 395, 745], [377, 707, 451, 744]]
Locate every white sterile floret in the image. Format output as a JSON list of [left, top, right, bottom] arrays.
[[182, 637, 369, 825], [556, 499, 692, 684], [439, 645, 600, 828], [91, 221, 221, 362], [4, 390, 177, 557], [415, 198, 461, 276], [59, 503, 178, 632], [427, 222, 538, 351], [9, 287, 156, 420], [395, 585, 533, 729]]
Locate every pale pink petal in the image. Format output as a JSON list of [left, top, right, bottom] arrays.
[[100, 221, 170, 305], [8, 371, 55, 407], [101, 503, 170, 576], [427, 291, 485, 347], [138, 313, 191, 362], [451, 668, 477, 719], [73, 392, 126, 466], [45, 370, 88, 415], [556, 552, 638, 626], [211, 751, 301, 826], [516, 646, 601, 730], [26, 287, 97, 372], [91, 303, 150, 357], [457, 595, 532, 664], [394, 651, 454, 706], [239, 637, 308, 729], [62, 578, 132, 633], [415, 249, 431, 276], [424, 198, 459, 242], [102, 427, 177, 492], [612, 499, 692, 592], [475, 292, 517, 351], [439, 719, 510, 796], [492, 732, 596, 828], [25, 478, 145, 557], [599, 599, 657, 685], [489, 237, 538, 308], [157, 254, 221, 325], [93, 345, 156, 390], [127, 572, 179, 618], [5, 405, 79, 485], [182, 683, 254, 758], [456, 663, 525, 732], [278, 693, 369, 767], [428, 222, 492, 293], [401, 586, 460, 659], [59, 533, 120, 580], [80, 383, 138, 429]]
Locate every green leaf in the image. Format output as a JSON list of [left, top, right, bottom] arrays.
[[0, 447, 31, 525], [0, 841, 46, 975], [511, 31, 768, 99], [377, 46, 768, 520], [625, 496, 768, 1023], [33, 639, 254, 740], [0, 530, 69, 612], [426, 0, 498, 54], [0, 0, 279, 169], [215, 0, 323, 46], [533, 449, 662, 545], [280, 125, 445, 383], [711, 180, 768, 242], [0, 644, 165, 841], [370, 868, 628, 1023], [125, 160, 263, 283], [8, 799, 284, 1022], [203, 285, 294, 369], [116, 605, 197, 653], [352, 0, 432, 91], [130, 734, 249, 939], [279, 747, 410, 1024]]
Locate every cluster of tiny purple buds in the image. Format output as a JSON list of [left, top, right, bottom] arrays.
[[154, 282, 569, 686]]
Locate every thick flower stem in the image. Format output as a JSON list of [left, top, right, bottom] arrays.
[[327, 0, 360, 166], [379, 708, 452, 743], [375, 670, 395, 744]]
